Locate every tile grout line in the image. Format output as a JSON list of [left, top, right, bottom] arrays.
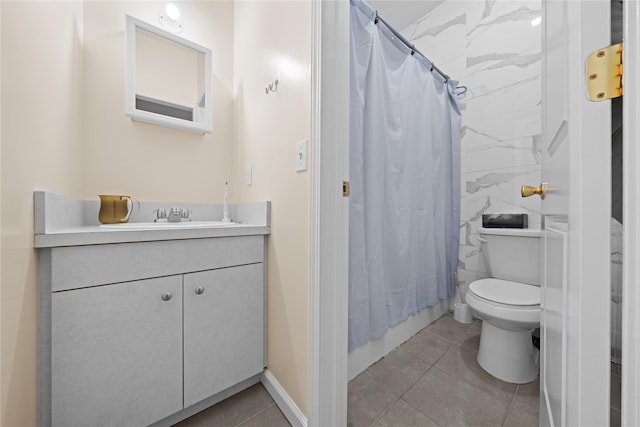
[[235, 403, 278, 427], [352, 315, 478, 427], [501, 383, 520, 427], [389, 325, 469, 427], [234, 387, 279, 427], [359, 370, 403, 427], [396, 360, 446, 427], [397, 396, 442, 427], [400, 342, 454, 393]]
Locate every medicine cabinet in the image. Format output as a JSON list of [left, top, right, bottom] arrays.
[[125, 15, 212, 134]]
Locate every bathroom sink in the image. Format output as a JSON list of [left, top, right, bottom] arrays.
[[99, 221, 238, 230]]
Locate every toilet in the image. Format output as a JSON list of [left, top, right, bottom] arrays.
[[465, 227, 542, 384]]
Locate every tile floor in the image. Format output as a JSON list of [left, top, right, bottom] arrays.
[[348, 313, 539, 427], [611, 362, 622, 426], [175, 312, 621, 427], [174, 383, 291, 427]]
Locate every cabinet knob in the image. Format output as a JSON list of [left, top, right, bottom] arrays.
[[195, 286, 205, 295], [161, 292, 173, 301]]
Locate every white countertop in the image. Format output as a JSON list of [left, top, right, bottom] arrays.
[[33, 191, 271, 248], [35, 224, 270, 248]]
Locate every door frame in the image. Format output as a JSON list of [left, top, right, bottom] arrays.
[[308, 0, 640, 424], [623, 1, 640, 424], [308, 0, 350, 425]]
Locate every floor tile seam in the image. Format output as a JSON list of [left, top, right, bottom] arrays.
[[510, 381, 541, 416], [398, 357, 450, 401], [397, 396, 443, 427], [235, 396, 276, 427], [368, 395, 401, 427], [426, 341, 460, 371], [411, 328, 458, 346], [430, 326, 475, 346], [500, 383, 520, 427], [455, 323, 481, 345], [234, 400, 277, 427], [391, 358, 437, 398], [404, 333, 458, 364], [357, 368, 405, 403], [407, 363, 458, 394], [432, 362, 516, 405], [431, 341, 477, 377], [355, 369, 403, 426]]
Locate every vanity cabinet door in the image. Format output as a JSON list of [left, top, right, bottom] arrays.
[[183, 263, 264, 407], [51, 276, 183, 427]]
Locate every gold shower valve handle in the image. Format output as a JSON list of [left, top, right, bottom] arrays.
[[521, 183, 547, 199]]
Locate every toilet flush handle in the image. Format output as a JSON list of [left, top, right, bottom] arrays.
[[477, 236, 488, 243]]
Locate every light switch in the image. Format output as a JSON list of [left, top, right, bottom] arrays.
[[245, 164, 252, 186], [296, 140, 308, 172]]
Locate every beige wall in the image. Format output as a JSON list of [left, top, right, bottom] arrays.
[[233, 1, 311, 414], [1, 2, 234, 425], [1, 1, 311, 424], [82, 1, 234, 202], [1, 3, 85, 426]]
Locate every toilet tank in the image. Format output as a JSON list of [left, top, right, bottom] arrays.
[[478, 227, 542, 286]]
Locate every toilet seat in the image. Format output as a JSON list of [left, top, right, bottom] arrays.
[[468, 278, 540, 308], [465, 278, 540, 331]]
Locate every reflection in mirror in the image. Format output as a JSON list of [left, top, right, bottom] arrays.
[[125, 15, 212, 133]]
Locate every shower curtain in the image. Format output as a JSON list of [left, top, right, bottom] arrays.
[[348, 0, 462, 351]]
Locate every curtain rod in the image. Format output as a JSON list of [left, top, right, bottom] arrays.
[[373, 10, 452, 84]]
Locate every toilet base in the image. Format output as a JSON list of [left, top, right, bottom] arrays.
[[477, 321, 538, 384]]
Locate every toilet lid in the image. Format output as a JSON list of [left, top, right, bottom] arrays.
[[469, 278, 540, 306]]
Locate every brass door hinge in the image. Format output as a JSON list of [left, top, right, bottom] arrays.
[[586, 42, 623, 101], [342, 181, 350, 197]]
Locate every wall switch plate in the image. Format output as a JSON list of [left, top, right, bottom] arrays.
[[295, 140, 308, 172], [245, 164, 252, 186]]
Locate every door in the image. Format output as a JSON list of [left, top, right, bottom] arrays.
[[622, 2, 640, 425], [538, 1, 611, 425], [183, 263, 264, 407], [52, 276, 183, 427]]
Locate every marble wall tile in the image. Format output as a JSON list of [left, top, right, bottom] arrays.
[[467, 1, 541, 38], [463, 134, 541, 173], [463, 78, 541, 141], [465, 166, 541, 212], [400, 0, 541, 293], [465, 5, 541, 91], [405, 1, 466, 74]]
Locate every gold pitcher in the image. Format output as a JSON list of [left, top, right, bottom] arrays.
[[98, 195, 134, 224]]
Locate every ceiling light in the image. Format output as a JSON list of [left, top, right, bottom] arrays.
[[165, 4, 180, 21], [159, 3, 183, 33], [531, 16, 542, 27]]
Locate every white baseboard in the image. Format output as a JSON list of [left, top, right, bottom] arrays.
[[348, 299, 452, 380], [261, 369, 307, 427]]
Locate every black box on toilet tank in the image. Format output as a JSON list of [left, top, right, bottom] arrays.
[[482, 214, 528, 229]]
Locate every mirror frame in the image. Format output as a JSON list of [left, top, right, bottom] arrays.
[[125, 15, 213, 134]]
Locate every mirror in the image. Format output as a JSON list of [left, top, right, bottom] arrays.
[[125, 15, 212, 133]]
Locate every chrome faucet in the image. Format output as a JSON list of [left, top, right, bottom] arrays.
[[154, 207, 191, 222], [167, 207, 182, 222], [153, 208, 167, 223]]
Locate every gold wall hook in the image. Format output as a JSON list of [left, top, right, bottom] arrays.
[[521, 183, 547, 199]]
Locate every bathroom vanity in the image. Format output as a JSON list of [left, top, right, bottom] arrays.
[[34, 191, 270, 427]]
